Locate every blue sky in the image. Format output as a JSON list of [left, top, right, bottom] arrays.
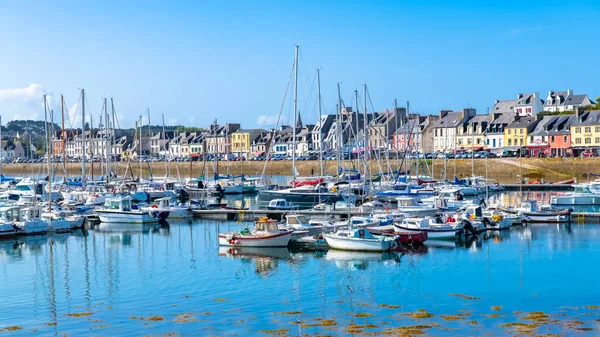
[[0, 0, 598, 129]]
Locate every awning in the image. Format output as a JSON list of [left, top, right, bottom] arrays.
[[526, 145, 548, 149], [252, 151, 264, 155], [190, 152, 200, 157]]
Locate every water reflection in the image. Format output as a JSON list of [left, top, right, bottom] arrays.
[[219, 246, 291, 276], [319, 250, 401, 270]]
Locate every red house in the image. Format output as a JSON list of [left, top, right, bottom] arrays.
[[547, 115, 576, 157]]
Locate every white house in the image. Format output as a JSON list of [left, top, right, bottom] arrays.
[[515, 92, 543, 117], [544, 89, 595, 112]]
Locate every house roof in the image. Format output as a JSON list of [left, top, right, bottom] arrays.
[[547, 115, 576, 135], [232, 128, 267, 134], [491, 100, 517, 114], [565, 94, 590, 105], [506, 117, 538, 130], [490, 113, 516, 126], [529, 116, 560, 136], [571, 110, 600, 126], [516, 94, 541, 106], [434, 111, 464, 128]]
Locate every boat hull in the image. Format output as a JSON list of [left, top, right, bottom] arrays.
[[96, 210, 159, 224], [218, 231, 292, 247], [550, 195, 600, 206], [323, 234, 396, 252], [393, 224, 459, 240], [257, 190, 343, 209]]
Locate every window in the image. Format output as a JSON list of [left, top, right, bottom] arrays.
[[575, 138, 581, 144], [517, 108, 522, 114], [508, 129, 512, 135], [551, 136, 555, 142], [576, 127, 581, 133], [563, 136, 568, 143], [596, 127, 599, 132], [585, 127, 591, 133], [530, 136, 534, 143], [508, 139, 512, 146], [585, 138, 591, 144], [520, 129, 524, 135], [596, 138, 600, 144], [526, 107, 532, 113], [520, 139, 523, 146]]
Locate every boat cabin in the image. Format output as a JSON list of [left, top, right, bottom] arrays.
[[254, 219, 280, 233], [519, 200, 537, 212], [156, 198, 172, 208], [401, 217, 431, 229], [433, 197, 448, 209], [464, 205, 483, 218], [573, 184, 592, 194], [21, 206, 41, 220], [286, 215, 310, 226], [396, 197, 420, 207], [104, 198, 133, 212], [0, 206, 22, 222]]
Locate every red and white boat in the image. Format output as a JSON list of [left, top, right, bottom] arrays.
[[218, 218, 293, 247]]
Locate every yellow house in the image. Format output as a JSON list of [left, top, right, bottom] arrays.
[[504, 117, 538, 148], [231, 129, 266, 158], [570, 110, 600, 151]]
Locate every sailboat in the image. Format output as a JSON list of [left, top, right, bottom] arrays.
[[257, 45, 343, 208]]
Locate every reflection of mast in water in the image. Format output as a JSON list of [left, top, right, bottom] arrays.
[[188, 223, 196, 270], [46, 241, 57, 326], [85, 230, 93, 312], [64, 238, 71, 304]]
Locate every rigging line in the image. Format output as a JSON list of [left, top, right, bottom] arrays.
[[260, 59, 295, 181], [300, 71, 317, 123]]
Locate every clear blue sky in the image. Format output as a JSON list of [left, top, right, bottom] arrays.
[[0, 0, 598, 129]]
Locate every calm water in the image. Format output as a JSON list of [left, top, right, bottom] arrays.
[[1, 193, 600, 336]]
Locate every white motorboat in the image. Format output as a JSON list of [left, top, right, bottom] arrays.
[[285, 214, 324, 236], [142, 197, 191, 220], [550, 184, 600, 206], [96, 197, 161, 224], [218, 218, 293, 247], [267, 199, 299, 211], [421, 191, 475, 210], [336, 216, 381, 229], [41, 209, 85, 229], [462, 205, 514, 229], [323, 228, 397, 252], [498, 200, 571, 223], [393, 217, 461, 240], [5, 206, 48, 235], [396, 197, 437, 216]]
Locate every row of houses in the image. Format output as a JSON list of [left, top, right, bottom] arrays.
[[397, 90, 597, 157], [45, 89, 596, 160]]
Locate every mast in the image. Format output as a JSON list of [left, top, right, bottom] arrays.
[[103, 98, 109, 182], [81, 89, 86, 186], [162, 113, 167, 177], [317, 68, 323, 177], [44, 94, 51, 208], [336, 83, 342, 180], [111, 98, 116, 177], [139, 115, 143, 181], [354, 89, 361, 177], [61, 95, 67, 181], [394, 99, 400, 172], [364, 84, 371, 192], [0, 115, 2, 180], [292, 44, 299, 183]]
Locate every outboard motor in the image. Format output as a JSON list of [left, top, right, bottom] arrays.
[[462, 219, 478, 237]]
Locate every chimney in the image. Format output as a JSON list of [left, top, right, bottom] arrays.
[[533, 92, 539, 98], [517, 93, 524, 99], [495, 99, 499, 104], [440, 110, 450, 119], [576, 107, 585, 121], [567, 89, 573, 97]]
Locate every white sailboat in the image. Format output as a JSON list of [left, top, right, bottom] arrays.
[[323, 227, 397, 252], [218, 218, 293, 247]]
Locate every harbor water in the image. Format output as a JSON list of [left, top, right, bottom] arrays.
[[1, 192, 600, 336]]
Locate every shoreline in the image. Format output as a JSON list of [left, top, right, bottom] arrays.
[[1, 158, 593, 184]]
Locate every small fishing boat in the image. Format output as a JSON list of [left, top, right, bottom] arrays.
[[499, 200, 571, 223], [41, 209, 85, 229], [394, 217, 462, 240], [461, 205, 513, 229], [0, 223, 16, 239], [284, 214, 324, 236], [6, 206, 49, 235], [396, 197, 437, 216], [365, 225, 428, 244], [142, 197, 191, 220], [323, 228, 397, 252], [218, 218, 293, 247], [337, 216, 380, 229], [96, 197, 161, 224], [267, 199, 299, 211], [550, 184, 600, 206]]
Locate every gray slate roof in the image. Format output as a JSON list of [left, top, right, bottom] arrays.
[[434, 111, 464, 128], [506, 117, 538, 130], [491, 100, 517, 114], [571, 110, 600, 126]]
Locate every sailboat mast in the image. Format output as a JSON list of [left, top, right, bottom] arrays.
[[354, 89, 361, 177], [394, 99, 400, 172], [317, 68, 323, 177], [364, 84, 370, 184], [81, 89, 86, 186], [139, 115, 143, 181], [44, 94, 51, 208], [111, 98, 116, 176], [336, 83, 342, 181], [292, 44, 299, 183], [162, 113, 167, 177], [61, 95, 67, 180], [0, 115, 2, 180]]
